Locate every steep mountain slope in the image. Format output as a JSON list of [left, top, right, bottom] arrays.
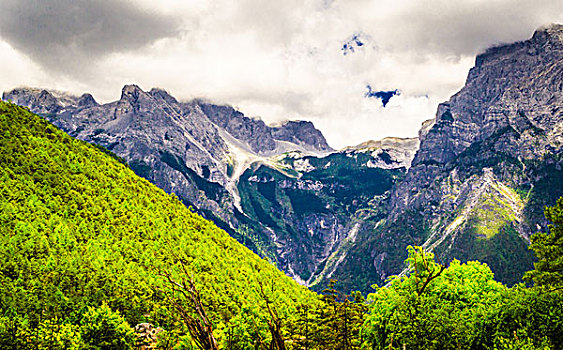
[[331, 24, 563, 291], [3, 85, 417, 285], [0, 100, 316, 347], [3, 86, 332, 268], [237, 137, 418, 284]]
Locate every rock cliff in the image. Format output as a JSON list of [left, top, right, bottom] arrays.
[[329, 24, 563, 291]]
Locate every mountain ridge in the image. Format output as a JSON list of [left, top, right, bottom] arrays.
[[4, 84, 416, 286], [5, 24, 563, 292]]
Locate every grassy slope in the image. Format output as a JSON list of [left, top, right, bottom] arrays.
[[0, 101, 315, 346]]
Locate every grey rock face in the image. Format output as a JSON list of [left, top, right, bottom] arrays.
[[394, 23, 563, 216], [198, 103, 333, 154], [328, 24, 563, 292], [198, 103, 278, 154], [4, 88, 71, 114], [271, 120, 333, 152], [77, 93, 98, 108], [2, 83, 357, 285]]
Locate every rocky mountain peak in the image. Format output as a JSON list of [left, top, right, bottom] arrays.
[[78, 93, 98, 107], [197, 103, 333, 154], [418, 118, 435, 144], [386, 22, 563, 266], [532, 23, 563, 47], [198, 103, 278, 154], [3, 87, 63, 114], [415, 23, 563, 168], [120, 84, 144, 102], [116, 84, 175, 117], [475, 23, 563, 68], [271, 120, 333, 152], [149, 88, 178, 105]]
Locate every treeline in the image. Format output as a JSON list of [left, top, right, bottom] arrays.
[[1, 100, 562, 349]]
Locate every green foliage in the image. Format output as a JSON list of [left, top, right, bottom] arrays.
[[317, 281, 367, 349], [25, 318, 84, 350], [362, 246, 506, 350], [445, 223, 534, 287], [478, 286, 563, 349], [361, 245, 563, 349], [0, 305, 135, 350], [521, 156, 563, 230], [0, 101, 315, 347], [90, 143, 127, 166], [283, 280, 367, 349], [491, 337, 551, 350], [80, 304, 135, 349], [286, 188, 328, 216], [525, 197, 563, 289]]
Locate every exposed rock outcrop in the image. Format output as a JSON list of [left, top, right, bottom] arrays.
[[343, 137, 419, 169], [329, 24, 563, 292], [272, 120, 333, 152]]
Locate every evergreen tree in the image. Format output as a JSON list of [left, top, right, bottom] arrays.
[[525, 197, 563, 290]]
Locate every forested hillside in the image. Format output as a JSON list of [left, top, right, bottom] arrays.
[[0, 101, 321, 348]]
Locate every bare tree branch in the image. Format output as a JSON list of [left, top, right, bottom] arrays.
[[155, 260, 219, 350]]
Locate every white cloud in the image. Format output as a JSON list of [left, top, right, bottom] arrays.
[[0, 40, 46, 90], [1, 0, 562, 148]]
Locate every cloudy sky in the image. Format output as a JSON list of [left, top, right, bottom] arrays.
[[1, 0, 563, 148]]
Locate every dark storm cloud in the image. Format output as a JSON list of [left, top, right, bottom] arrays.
[[0, 0, 182, 74]]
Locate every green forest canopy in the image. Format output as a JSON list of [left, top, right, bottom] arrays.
[[0, 101, 318, 348]]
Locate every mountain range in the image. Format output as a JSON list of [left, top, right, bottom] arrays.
[[5, 23, 563, 292]]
